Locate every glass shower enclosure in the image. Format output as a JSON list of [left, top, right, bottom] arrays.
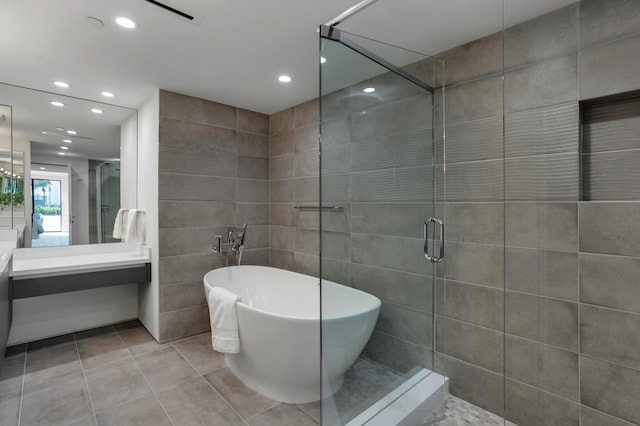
[[319, 26, 446, 425]]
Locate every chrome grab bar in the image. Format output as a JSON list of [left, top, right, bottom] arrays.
[[424, 217, 445, 263]]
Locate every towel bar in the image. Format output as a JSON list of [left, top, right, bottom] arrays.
[[293, 205, 344, 211]]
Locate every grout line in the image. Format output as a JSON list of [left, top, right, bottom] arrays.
[[169, 336, 251, 424], [72, 333, 99, 424], [16, 344, 27, 426], [114, 329, 176, 426]]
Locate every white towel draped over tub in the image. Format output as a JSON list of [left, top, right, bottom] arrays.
[[208, 286, 241, 353]]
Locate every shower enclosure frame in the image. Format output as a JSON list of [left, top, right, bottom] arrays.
[[318, 23, 447, 426]]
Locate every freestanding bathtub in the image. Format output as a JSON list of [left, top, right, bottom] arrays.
[[203, 265, 381, 404]]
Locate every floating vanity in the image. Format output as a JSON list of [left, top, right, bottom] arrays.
[[11, 242, 151, 298], [6, 243, 151, 345]]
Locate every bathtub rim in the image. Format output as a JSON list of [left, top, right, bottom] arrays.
[[203, 265, 381, 322]]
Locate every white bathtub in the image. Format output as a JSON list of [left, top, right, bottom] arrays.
[[203, 265, 381, 404]]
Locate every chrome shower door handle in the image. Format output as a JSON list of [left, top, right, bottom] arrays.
[[424, 217, 445, 263]]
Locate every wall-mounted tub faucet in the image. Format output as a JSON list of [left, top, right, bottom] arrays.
[[212, 224, 247, 265]]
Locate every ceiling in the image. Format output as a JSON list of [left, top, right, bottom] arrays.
[[0, 0, 576, 158]]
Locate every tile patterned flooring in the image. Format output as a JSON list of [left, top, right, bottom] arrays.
[[0, 321, 318, 426], [0, 321, 513, 426]]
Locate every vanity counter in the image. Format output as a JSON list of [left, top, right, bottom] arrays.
[[11, 243, 150, 278], [10, 243, 151, 299]]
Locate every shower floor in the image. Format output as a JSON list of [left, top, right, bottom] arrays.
[[326, 358, 514, 426]]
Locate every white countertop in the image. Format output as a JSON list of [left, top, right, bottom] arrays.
[[11, 243, 151, 279]]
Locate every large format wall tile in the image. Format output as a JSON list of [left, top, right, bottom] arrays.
[[581, 405, 637, 426], [505, 291, 578, 351], [351, 263, 432, 312], [237, 108, 269, 135], [580, 202, 640, 256], [440, 318, 503, 373], [505, 203, 578, 251], [579, 33, 640, 100], [580, 253, 640, 313], [505, 152, 579, 202], [445, 202, 504, 245], [581, 356, 640, 425], [159, 146, 237, 176], [159, 119, 236, 152], [159, 174, 236, 201], [505, 247, 578, 301], [159, 91, 269, 342], [436, 354, 504, 416], [443, 280, 504, 331], [505, 379, 579, 426], [363, 331, 432, 374], [444, 159, 504, 202], [582, 97, 640, 153], [159, 201, 235, 229], [581, 304, 640, 370], [505, 335, 579, 401], [351, 202, 428, 239], [504, 54, 577, 113], [444, 76, 503, 125], [435, 32, 503, 87], [504, 3, 578, 70], [580, 0, 640, 49], [583, 150, 640, 200], [351, 234, 430, 276], [159, 90, 236, 129], [444, 242, 504, 288], [442, 116, 503, 164], [504, 102, 578, 158], [350, 93, 432, 142], [376, 302, 432, 348]]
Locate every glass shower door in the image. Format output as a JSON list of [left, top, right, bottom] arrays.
[[319, 28, 445, 425]]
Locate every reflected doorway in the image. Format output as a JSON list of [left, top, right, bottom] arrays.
[[31, 170, 70, 247]]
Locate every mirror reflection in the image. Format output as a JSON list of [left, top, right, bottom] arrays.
[[0, 83, 137, 247]]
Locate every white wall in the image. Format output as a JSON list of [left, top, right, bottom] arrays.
[[121, 111, 138, 209], [136, 90, 160, 340], [8, 284, 138, 345]]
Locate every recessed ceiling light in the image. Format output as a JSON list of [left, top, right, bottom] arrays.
[[58, 152, 66, 156], [56, 127, 65, 131], [50, 101, 65, 107], [101, 91, 115, 98], [66, 130, 77, 135], [363, 87, 376, 93], [41, 131, 47, 135], [115, 16, 136, 29], [40, 167, 46, 170], [320, 57, 327, 64], [278, 75, 292, 83], [53, 81, 70, 88], [63, 139, 72, 143], [60, 146, 69, 150], [91, 108, 103, 114]]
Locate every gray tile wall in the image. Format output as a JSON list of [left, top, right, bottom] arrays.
[[435, 1, 640, 424], [268, 99, 321, 275], [158, 90, 270, 342]]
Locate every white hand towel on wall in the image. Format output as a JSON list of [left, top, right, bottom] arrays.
[[123, 209, 138, 243], [112, 208, 125, 239], [208, 287, 241, 353]]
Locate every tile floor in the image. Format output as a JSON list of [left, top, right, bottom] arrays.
[[0, 321, 514, 426], [0, 321, 318, 426]]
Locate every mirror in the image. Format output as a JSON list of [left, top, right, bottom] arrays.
[[0, 82, 137, 247]]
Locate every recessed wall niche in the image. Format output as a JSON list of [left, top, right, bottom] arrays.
[[581, 93, 640, 201]]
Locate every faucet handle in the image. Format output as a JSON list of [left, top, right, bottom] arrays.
[[212, 234, 223, 253]]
